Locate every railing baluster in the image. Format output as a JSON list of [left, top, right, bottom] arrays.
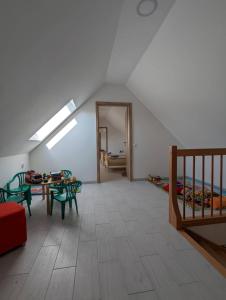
[[183, 156, 186, 219], [202, 155, 205, 218], [220, 155, 223, 215], [211, 155, 214, 216], [169, 146, 226, 229], [192, 156, 195, 218]]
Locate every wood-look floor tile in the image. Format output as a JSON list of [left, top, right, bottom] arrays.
[[18, 246, 59, 300], [99, 261, 129, 300], [45, 267, 75, 300], [54, 227, 79, 269], [0, 274, 27, 300], [129, 291, 158, 300], [74, 241, 100, 300], [115, 237, 154, 294]]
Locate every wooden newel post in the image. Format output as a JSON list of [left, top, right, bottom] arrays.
[[169, 145, 182, 229]]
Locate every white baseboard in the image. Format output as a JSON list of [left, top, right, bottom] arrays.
[[133, 178, 147, 181]]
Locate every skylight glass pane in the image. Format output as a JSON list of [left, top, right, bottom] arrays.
[[46, 119, 77, 150], [29, 99, 76, 141]]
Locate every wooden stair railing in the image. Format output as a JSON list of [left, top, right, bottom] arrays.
[[169, 145, 226, 230]]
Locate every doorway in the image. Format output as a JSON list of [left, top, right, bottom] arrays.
[[96, 102, 133, 183]]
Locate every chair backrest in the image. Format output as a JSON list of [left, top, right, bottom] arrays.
[[6, 172, 28, 192], [61, 170, 72, 178], [0, 188, 6, 203], [17, 172, 27, 186], [14, 172, 27, 186], [63, 182, 73, 199], [63, 181, 81, 199]]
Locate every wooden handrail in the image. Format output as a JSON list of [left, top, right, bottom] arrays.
[[169, 145, 226, 230], [177, 148, 226, 156]]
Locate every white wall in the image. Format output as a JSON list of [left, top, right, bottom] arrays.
[[30, 83, 181, 181], [0, 153, 29, 187]]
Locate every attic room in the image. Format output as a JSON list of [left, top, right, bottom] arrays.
[[1, 0, 226, 299]]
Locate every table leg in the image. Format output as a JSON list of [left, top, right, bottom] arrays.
[[42, 185, 45, 200], [46, 185, 51, 215]]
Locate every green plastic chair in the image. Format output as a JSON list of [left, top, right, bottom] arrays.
[[0, 188, 31, 216], [6, 172, 32, 205], [50, 181, 82, 219]]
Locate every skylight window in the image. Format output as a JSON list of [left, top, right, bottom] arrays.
[[29, 99, 76, 141], [46, 119, 77, 149]]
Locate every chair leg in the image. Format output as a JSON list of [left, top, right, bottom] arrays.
[[26, 200, 32, 216], [29, 189, 32, 204], [69, 199, 72, 209], [74, 197, 78, 214], [25, 190, 32, 206], [61, 203, 65, 219]]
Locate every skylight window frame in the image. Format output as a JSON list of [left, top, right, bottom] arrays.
[[29, 99, 76, 142], [46, 118, 77, 150]]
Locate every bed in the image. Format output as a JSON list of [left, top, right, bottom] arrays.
[[104, 153, 126, 169]]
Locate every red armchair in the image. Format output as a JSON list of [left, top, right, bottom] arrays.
[[0, 200, 27, 255]]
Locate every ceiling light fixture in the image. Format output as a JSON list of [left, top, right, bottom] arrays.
[[137, 0, 158, 17]]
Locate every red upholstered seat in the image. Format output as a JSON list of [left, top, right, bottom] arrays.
[[0, 202, 27, 255]]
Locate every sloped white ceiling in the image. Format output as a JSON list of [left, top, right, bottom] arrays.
[[0, 0, 123, 156], [106, 0, 175, 83], [5, 0, 225, 157], [127, 0, 226, 148]]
